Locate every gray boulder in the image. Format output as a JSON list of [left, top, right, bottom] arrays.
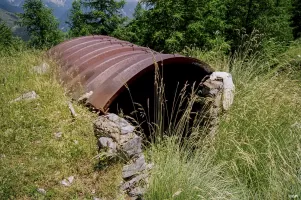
[[121, 173, 148, 190], [98, 137, 117, 154], [122, 155, 146, 179], [121, 135, 142, 158]]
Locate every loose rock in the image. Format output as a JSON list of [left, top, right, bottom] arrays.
[[54, 132, 63, 138], [10, 91, 38, 103], [95, 114, 135, 136], [67, 101, 77, 117], [98, 137, 117, 154], [121, 135, 142, 158], [129, 187, 146, 197], [121, 173, 148, 190], [37, 188, 46, 195], [122, 155, 146, 179], [78, 91, 93, 104], [61, 176, 74, 187], [33, 63, 49, 74], [94, 113, 151, 199], [107, 114, 135, 135], [94, 115, 123, 141]]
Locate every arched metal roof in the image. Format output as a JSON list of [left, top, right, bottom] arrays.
[[49, 35, 213, 113]]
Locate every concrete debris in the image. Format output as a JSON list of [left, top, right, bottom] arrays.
[[93, 197, 101, 200], [61, 176, 74, 187], [10, 91, 39, 103], [37, 188, 46, 195], [122, 155, 146, 179], [33, 62, 50, 74], [94, 114, 152, 199]]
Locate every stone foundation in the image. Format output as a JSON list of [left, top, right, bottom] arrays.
[[94, 114, 152, 199]]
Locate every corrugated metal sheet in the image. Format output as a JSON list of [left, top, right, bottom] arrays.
[[49, 35, 213, 113]]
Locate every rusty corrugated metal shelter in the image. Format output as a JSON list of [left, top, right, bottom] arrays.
[[49, 35, 213, 113]]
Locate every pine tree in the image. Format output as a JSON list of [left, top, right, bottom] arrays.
[[225, 0, 293, 49], [67, 0, 91, 37], [292, 0, 301, 38], [81, 0, 127, 35], [0, 20, 14, 48], [111, 2, 146, 43], [19, 0, 64, 48], [125, 0, 227, 53]]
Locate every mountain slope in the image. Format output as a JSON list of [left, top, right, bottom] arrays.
[[0, 0, 138, 34], [0, 8, 28, 40]]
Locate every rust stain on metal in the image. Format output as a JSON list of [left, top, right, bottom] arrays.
[[49, 35, 213, 113]]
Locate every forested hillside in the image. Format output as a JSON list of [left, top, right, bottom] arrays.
[[0, 0, 301, 199], [66, 0, 301, 54]]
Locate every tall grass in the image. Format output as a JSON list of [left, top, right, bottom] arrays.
[[145, 38, 301, 199]]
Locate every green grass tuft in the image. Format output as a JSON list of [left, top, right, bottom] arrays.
[[145, 40, 301, 199]]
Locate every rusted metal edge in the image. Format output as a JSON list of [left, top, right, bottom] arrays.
[[49, 35, 214, 113]]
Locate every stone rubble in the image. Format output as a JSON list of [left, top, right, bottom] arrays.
[[10, 91, 39, 103], [202, 72, 235, 137], [122, 155, 147, 179], [33, 62, 50, 74], [67, 101, 77, 117], [37, 188, 46, 195], [61, 176, 74, 187], [54, 132, 63, 138], [98, 137, 117, 154], [78, 91, 93, 104], [94, 113, 151, 199], [121, 135, 142, 157]]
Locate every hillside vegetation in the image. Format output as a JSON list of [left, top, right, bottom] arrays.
[[0, 8, 27, 39], [144, 39, 301, 199], [1, 39, 300, 199], [1, 0, 301, 199], [0, 50, 122, 199]]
